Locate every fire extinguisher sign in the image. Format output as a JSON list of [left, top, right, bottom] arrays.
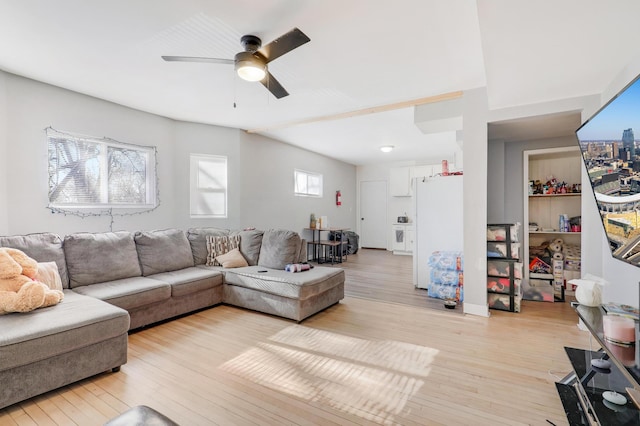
[[336, 190, 342, 206]]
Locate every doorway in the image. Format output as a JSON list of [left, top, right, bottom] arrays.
[[359, 180, 387, 249]]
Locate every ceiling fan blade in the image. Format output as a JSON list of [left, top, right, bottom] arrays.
[[258, 28, 310, 63], [261, 72, 289, 99], [161, 56, 233, 65]]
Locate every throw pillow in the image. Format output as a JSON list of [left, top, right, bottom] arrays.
[[215, 248, 249, 268], [206, 234, 240, 266], [187, 227, 230, 265], [35, 261, 63, 291]]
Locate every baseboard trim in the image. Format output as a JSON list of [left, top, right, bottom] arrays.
[[463, 302, 490, 317]]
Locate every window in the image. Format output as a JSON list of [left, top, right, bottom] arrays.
[[190, 154, 227, 218], [294, 169, 323, 197], [47, 131, 157, 208]]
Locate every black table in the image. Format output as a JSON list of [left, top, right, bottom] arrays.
[[555, 305, 640, 425]]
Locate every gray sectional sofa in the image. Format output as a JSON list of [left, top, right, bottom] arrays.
[[0, 227, 344, 410]]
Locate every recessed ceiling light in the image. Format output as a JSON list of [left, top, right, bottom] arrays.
[[380, 145, 394, 153]]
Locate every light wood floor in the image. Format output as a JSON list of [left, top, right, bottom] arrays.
[[333, 249, 459, 312], [1, 250, 592, 425]]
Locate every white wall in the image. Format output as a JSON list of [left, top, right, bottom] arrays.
[[580, 162, 605, 279], [171, 121, 243, 231], [462, 87, 490, 317], [0, 71, 356, 237], [238, 131, 357, 237], [0, 71, 8, 235], [3, 72, 175, 236], [487, 139, 505, 223]]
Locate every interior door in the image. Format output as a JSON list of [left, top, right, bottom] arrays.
[[360, 180, 387, 249]]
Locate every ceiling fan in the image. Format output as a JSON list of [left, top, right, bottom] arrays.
[[162, 27, 310, 99]]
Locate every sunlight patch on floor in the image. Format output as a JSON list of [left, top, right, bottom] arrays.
[[220, 325, 438, 425]]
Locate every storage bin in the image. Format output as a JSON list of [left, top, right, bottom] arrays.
[[487, 293, 521, 312], [487, 242, 520, 259], [486, 224, 520, 242], [487, 277, 521, 295], [487, 260, 522, 279], [522, 277, 554, 302]]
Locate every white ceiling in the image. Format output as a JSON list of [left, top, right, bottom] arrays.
[[488, 111, 582, 143], [1, 1, 639, 165]]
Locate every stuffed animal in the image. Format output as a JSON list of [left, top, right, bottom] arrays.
[[0, 248, 64, 314]]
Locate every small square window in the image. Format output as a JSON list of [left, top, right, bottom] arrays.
[[294, 169, 323, 197]]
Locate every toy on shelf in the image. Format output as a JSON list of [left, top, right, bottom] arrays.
[[529, 174, 581, 195]]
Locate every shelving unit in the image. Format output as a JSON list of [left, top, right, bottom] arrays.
[[523, 147, 582, 298], [305, 227, 349, 264], [487, 223, 522, 312]]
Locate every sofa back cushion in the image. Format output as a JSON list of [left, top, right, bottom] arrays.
[[206, 234, 240, 266], [134, 228, 195, 276], [297, 239, 308, 263], [257, 229, 302, 270], [230, 229, 264, 266], [0, 233, 70, 288], [64, 231, 141, 288], [187, 227, 230, 265]]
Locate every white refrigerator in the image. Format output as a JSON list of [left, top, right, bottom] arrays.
[[412, 175, 464, 289]]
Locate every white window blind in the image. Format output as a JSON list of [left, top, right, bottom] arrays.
[[190, 154, 227, 218], [294, 169, 323, 197], [47, 129, 157, 208]]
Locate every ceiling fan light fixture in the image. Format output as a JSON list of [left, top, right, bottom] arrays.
[[237, 63, 266, 81], [235, 52, 266, 82], [380, 145, 394, 153]]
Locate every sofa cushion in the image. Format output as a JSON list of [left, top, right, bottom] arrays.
[[0, 233, 69, 288], [134, 229, 194, 276], [230, 229, 264, 266], [297, 240, 308, 263], [257, 229, 302, 270], [149, 267, 224, 298], [216, 248, 248, 268], [64, 231, 142, 288], [186, 227, 230, 265], [223, 265, 344, 300], [72, 276, 170, 311], [0, 290, 129, 372], [206, 234, 240, 266]]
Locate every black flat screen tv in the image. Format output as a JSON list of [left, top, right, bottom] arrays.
[[576, 74, 640, 268]]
